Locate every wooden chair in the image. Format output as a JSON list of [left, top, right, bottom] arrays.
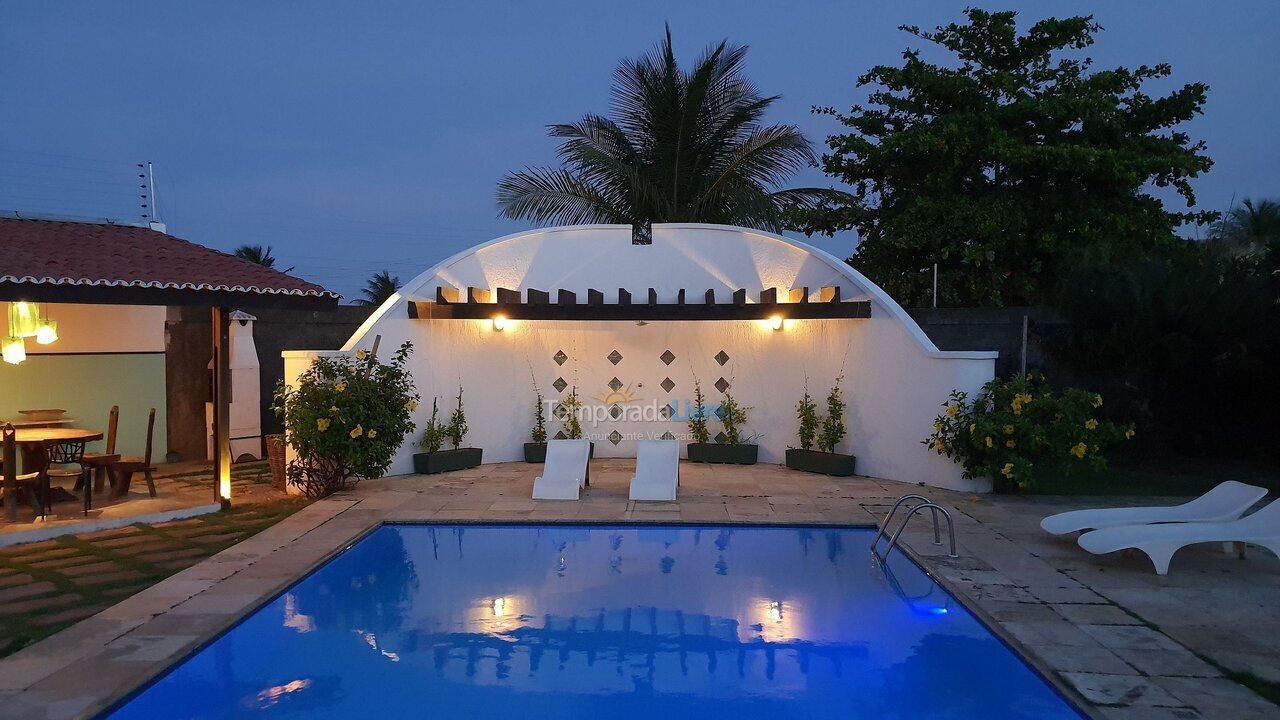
[[80, 405, 120, 497], [2, 424, 41, 520], [109, 408, 156, 498], [44, 438, 88, 516]]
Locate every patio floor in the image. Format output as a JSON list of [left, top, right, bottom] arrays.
[[0, 460, 1276, 719]]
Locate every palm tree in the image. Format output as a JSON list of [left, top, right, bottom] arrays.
[[1208, 198, 1280, 260], [497, 27, 837, 232], [233, 244, 276, 268], [354, 270, 400, 307]]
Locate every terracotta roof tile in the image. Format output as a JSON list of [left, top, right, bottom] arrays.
[[0, 218, 338, 299]]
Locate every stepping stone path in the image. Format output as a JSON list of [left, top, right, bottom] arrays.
[[0, 496, 305, 658]]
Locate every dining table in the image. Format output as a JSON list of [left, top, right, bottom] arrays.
[[2, 427, 103, 522]]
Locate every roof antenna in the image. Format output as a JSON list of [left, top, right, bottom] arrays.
[[144, 161, 166, 233]]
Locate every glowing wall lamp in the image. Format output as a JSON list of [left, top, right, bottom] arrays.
[[770, 315, 784, 331], [491, 315, 507, 331], [7, 302, 41, 338]]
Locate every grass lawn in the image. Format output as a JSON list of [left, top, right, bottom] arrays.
[[1029, 457, 1280, 496], [0, 496, 308, 659]]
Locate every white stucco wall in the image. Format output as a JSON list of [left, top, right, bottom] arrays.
[[326, 224, 997, 492]]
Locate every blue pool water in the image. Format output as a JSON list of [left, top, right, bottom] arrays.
[[104, 524, 1081, 719]]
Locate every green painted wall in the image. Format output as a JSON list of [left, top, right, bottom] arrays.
[[0, 353, 167, 460]]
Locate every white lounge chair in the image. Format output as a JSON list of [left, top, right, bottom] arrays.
[[1039, 481, 1268, 535], [532, 440, 591, 500], [1078, 498, 1280, 575], [629, 440, 679, 502]]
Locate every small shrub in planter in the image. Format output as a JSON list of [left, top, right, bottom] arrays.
[[924, 373, 1134, 493], [687, 383, 758, 464], [273, 342, 418, 498], [786, 376, 857, 476], [524, 385, 548, 462], [414, 385, 483, 474], [557, 386, 595, 457]]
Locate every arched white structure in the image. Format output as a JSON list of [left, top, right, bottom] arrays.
[[330, 224, 996, 492]]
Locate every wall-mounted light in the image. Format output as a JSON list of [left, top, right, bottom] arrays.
[[2, 336, 26, 365], [770, 315, 784, 331], [7, 301, 41, 338], [492, 596, 507, 617], [492, 315, 507, 331]]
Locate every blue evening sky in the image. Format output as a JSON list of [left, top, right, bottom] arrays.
[[3, 1, 1277, 301]]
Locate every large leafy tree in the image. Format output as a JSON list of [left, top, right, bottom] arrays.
[[497, 27, 837, 232], [794, 9, 1215, 306], [1208, 198, 1280, 265], [354, 270, 401, 307]]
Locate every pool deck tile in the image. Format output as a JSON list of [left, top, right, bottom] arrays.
[[0, 460, 1276, 719]]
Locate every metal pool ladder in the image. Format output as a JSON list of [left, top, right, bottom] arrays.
[[871, 494, 958, 559]]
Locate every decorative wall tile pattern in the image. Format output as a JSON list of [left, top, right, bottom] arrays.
[[660, 349, 676, 365], [715, 377, 730, 393], [608, 430, 624, 445], [607, 350, 623, 365], [660, 377, 675, 393], [608, 377, 623, 392], [714, 350, 730, 366], [552, 377, 567, 393], [553, 350, 568, 366]]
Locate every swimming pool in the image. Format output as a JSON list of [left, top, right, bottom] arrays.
[[103, 524, 1082, 719]]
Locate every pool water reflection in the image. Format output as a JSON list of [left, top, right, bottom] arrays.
[[104, 524, 1081, 719]]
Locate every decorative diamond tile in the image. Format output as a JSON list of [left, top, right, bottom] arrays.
[[660, 377, 675, 393], [553, 350, 568, 366], [608, 377, 623, 392], [552, 402, 567, 420], [608, 430, 624, 445], [659, 349, 676, 365], [714, 431, 728, 444], [607, 350, 623, 365], [659, 404, 674, 420], [714, 350, 730, 366], [715, 377, 730, 393], [551, 377, 567, 393], [609, 405, 623, 420], [660, 431, 676, 440]]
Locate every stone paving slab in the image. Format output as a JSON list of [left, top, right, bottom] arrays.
[[0, 461, 1275, 719]]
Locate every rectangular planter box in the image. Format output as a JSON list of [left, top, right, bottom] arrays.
[[785, 448, 857, 477], [413, 447, 483, 474], [687, 443, 758, 465], [524, 442, 594, 463], [523, 443, 546, 463]]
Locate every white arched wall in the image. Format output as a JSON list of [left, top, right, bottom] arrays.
[[334, 224, 997, 492]]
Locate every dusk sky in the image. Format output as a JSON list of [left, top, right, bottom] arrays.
[[3, 1, 1277, 301]]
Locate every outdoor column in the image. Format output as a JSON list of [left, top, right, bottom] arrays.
[[211, 306, 232, 507]]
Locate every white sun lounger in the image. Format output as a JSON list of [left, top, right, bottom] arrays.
[[629, 440, 679, 501], [1078, 498, 1280, 575], [1039, 481, 1268, 535], [532, 439, 591, 500]]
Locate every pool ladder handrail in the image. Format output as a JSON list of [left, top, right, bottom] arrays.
[[871, 494, 958, 559]]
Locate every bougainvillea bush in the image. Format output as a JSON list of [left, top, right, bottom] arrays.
[[924, 373, 1133, 493], [274, 342, 419, 497]]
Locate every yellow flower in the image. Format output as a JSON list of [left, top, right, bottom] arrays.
[[335, 382, 346, 393], [1006, 439, 1016, 448], [1085, 419, 1098, 430], [356, 349, 367, 360], [367, 429, 378, 439], [969, 423, 976, 434], [1001, 463, 1014, 479], [1124, 428, 1135, 439], [934, 421, 943, 433], [1003, 424, 1014, 435], [350, 424, 363, 439], [946, 404, 959, 417], [985, 436, 993, 448], [406, 400, 418, 412], [1092, 394, 1103, 408], [1071, 442, 1087, 459], [317, 418, 331, 432]]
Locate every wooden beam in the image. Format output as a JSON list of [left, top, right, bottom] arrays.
[[211, 306, 232, 508], [587, 288, 604, 306], [496, 287, 521, 304], [467, 287, 491, 304], [705, 289, 716, 305], [732, 288, 746, 306], [676, 289, 685, 306], [557, 289, 576, 306], [760, 288, 778, 304], [412, 299, 871, 321], [527, 288, 550, 305], [647, 288, 657, 305], [618, 288, 632, 305], [437, 286, 461, 304], [819, 286, 841, 303], [789, 287, 809, 303]]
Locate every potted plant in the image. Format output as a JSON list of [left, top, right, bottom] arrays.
[[687, 382, 758, 464], [786, 376, 857, 476], [413, 385, 483, 473], [560, 386, 594, 457], [273, 342, 418, 498], [524, 384, 548, 462]]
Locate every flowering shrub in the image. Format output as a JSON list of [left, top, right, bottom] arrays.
[[274, 343, 419, 498], [923, 373, 1133, 492]]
